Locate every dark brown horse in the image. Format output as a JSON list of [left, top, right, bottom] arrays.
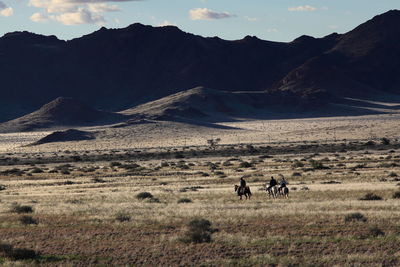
[[234, 185, 252, 200]]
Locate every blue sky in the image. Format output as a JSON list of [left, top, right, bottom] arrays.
[[0, 0, 399, 42]]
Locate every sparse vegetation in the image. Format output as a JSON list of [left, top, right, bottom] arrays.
[[115, 212, 131, 222], [1, 123, 400, 266], [368, 226, 385, 237], [178, 198, 192, 203], [359, 193, 383, 201], [136, 192, 153, 200], [19, 215, 38, 225], [11, 204, 34, 214], [180, 218, 217, 244], [392, 191, 400, 199], [344, 212, 367, 222], [0, 243, 38, 260]]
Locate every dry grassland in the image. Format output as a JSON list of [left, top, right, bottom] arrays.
[[0, 114, 400, 266]]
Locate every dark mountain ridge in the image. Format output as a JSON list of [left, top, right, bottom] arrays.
[[0, 10, 399, 122]]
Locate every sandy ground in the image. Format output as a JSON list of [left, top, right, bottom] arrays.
[[0, 112, 399, 153]]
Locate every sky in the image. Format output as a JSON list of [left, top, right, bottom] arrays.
[[0, 0, 399, 42]]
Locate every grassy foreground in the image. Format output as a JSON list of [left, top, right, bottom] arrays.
[[0, 142, 400, 266]]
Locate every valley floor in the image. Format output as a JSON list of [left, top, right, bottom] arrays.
[[0, 114, 400, 266]]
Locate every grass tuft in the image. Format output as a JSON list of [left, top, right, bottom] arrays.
[[344, 212, 367, 222], [359, 193, 382, 201]]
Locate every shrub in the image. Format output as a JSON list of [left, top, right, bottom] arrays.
[[115, 212, 131, 222], [381, 137, 390, 145], [389, 172, 398, 177], [19, 215, 38, 225], [0, 243, 38, 260], [92, 178, 106, 183], [309, 160, 329, 170], [291, 172, 302, 177], [292, 160, 304, 168], [392, 191, 400, 199], [359, 193, 382, 201], [136, 192, 153, 200], [110, 161, 122, 167], [0, 184, 6, 191], [368, 226, 385, 237], [364, 140, 375, 146], [180, 218, 217, 243], [30, 167, 44, 173], [146, 197, 160, 203], [239, 162, 252, 168], [344, 212, 367, 222], [178, 198, 192, 204], [160, 162, 169, 167], [11, 204, 34, 214]]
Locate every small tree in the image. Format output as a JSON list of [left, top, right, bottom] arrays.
[[207, 138, 221, 150]]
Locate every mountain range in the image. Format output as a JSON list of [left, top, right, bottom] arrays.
[[0, 10, 399, 127]]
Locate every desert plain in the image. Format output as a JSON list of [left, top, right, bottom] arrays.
[[0, 109, 399, 266]]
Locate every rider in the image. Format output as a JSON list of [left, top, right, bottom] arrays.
[[279, 177, 288, 191], [267, 176, 277, 191], [239, 177, 246, 194]]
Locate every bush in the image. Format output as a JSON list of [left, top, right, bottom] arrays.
[[110, 161, 122, 167], [11, 204, 34, 214], [239, 162, 252, 168], [392, 191, 400, 199], [0, 184, 6, 191], [344, 212, 367, 222], [292, 160, 304, 168], [30, 167, 44, 173], [309, 160, 329, 170], [19, 215, 38, 225], [381, 137, 390, 145], [136, 192, 153, 200], [180, 218, 217, 243], [160, 162, 169, 167], [359, 193, 382, 201], [368, 226, 385, 237], [0, 243, 38, 260], [178, 198, 192, 204], [115, 212, 131, 222]]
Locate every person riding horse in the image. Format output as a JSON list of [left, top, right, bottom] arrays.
[[279, 177, 287, 190], [238, 177, 246, 195], [267, 176, 277, 191]]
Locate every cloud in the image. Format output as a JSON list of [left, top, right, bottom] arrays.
[[53, 8, 105, 25], [266, 28, 278, 33], [29, 0, 140, 25], [0, 1, 13, 17], [245, 16, 258, 22], [288, 5, 317, 12], [157, 20, 176, 27], [189, 8, 235, 20], [88, 3, 120, 13], [30, 12, 49, 22]]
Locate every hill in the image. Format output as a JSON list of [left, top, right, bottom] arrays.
[[0, 97, 127, 133]]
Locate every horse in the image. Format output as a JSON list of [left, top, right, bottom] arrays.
[[278, 186, 289, 198], [266, 185, 278, 198], [234, 185, 252, 200]]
